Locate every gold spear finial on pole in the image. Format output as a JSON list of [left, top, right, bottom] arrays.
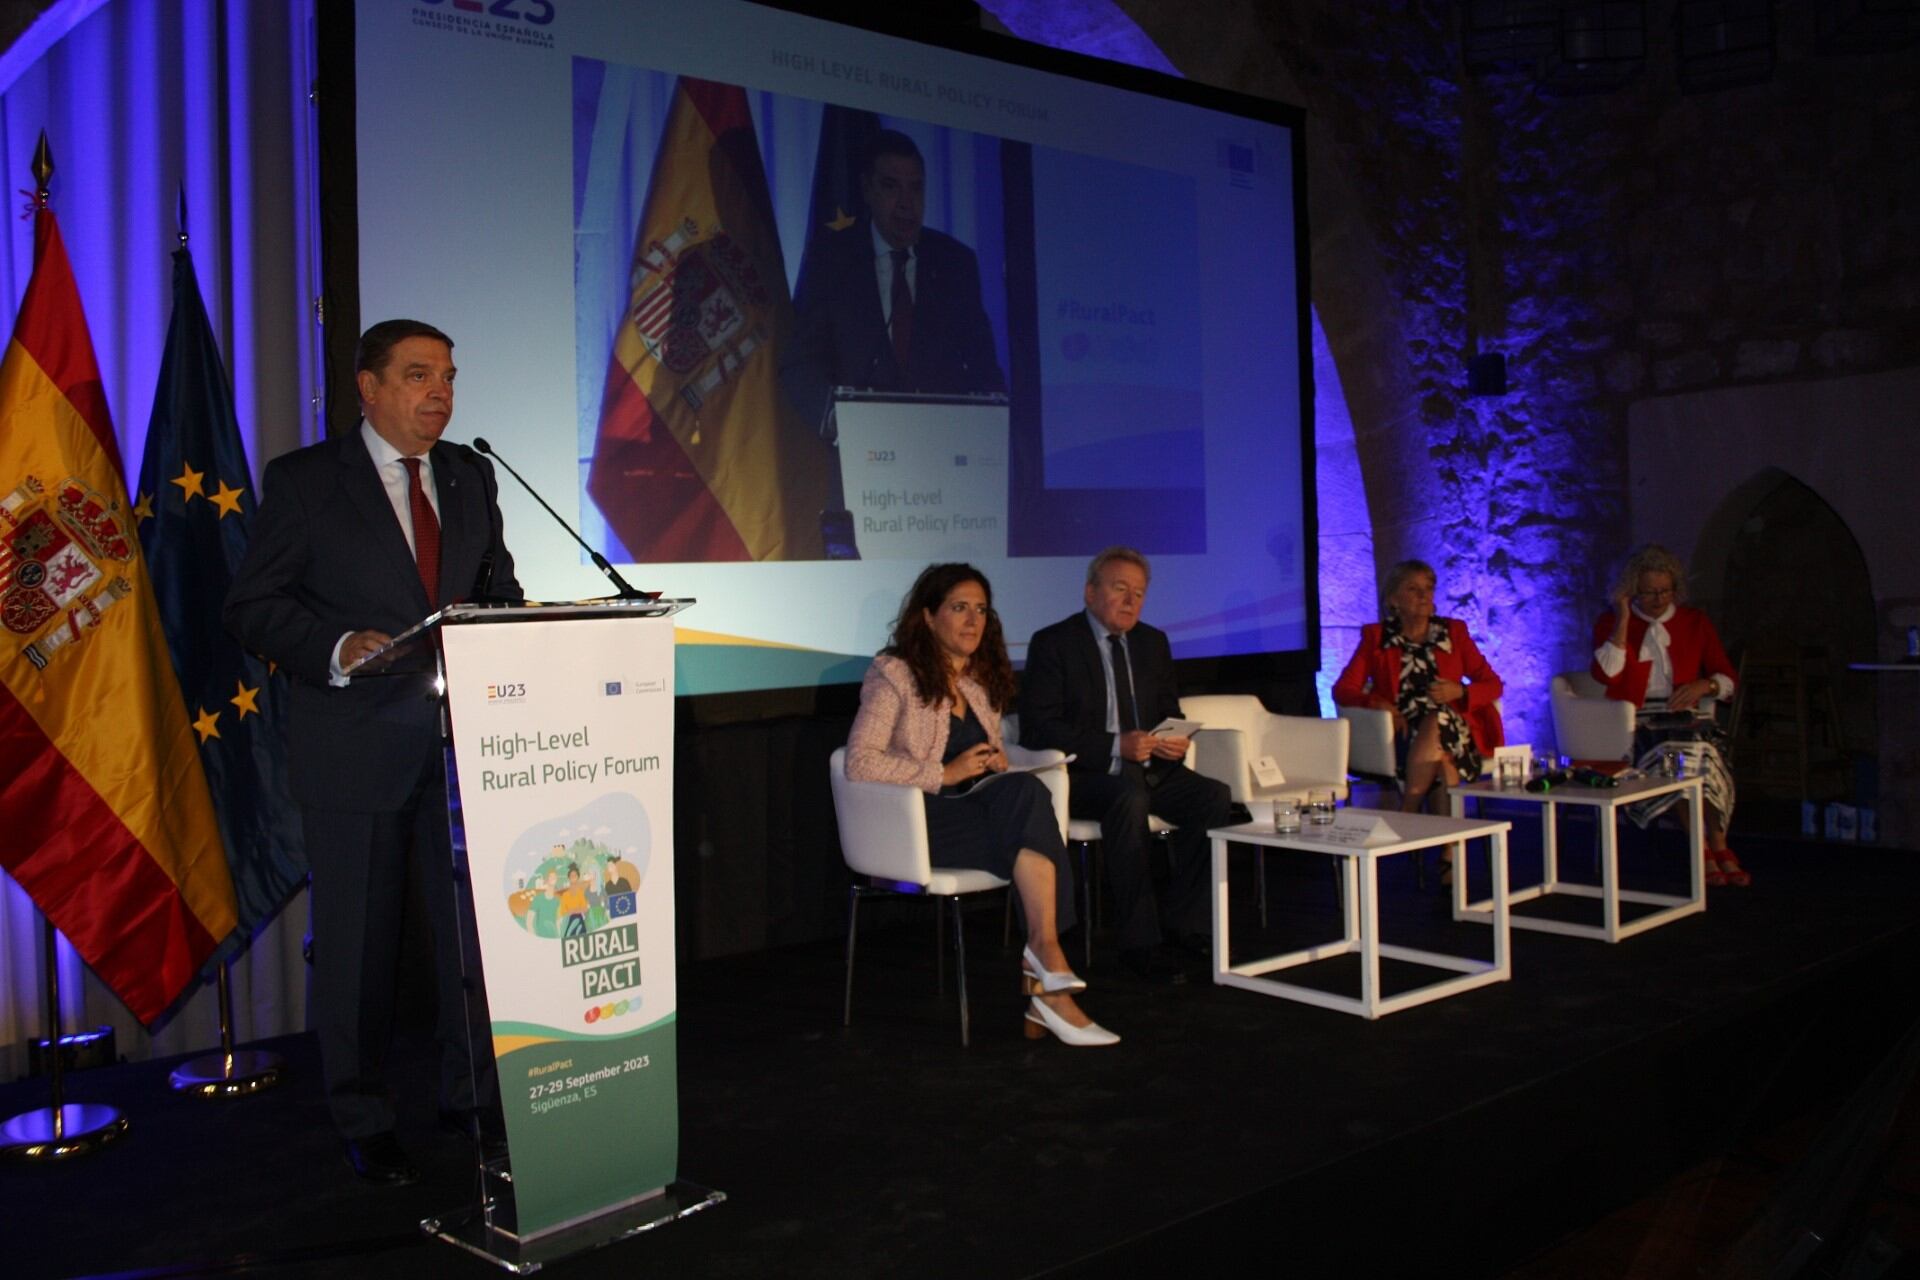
[[32, 131, 52, 209]]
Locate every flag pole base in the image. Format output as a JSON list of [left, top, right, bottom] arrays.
[[169, 1048, 284, 1097], [1, 1103, 128, 1160]]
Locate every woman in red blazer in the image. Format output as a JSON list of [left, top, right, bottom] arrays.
[[1333, 560, 1505, 867], [1590, 544, 1746, 886]]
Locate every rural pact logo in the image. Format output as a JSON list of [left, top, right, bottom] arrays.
[[502, 793, 652, 1024]]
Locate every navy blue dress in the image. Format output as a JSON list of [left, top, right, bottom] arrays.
[[925, 706, 1075, 930]]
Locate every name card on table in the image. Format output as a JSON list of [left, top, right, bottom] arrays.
[[1249, 755, 1286, 789], [1301, 810, 1402, 847]]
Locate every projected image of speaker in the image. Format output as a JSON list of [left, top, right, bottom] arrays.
[[338, 0, 1314, 698]]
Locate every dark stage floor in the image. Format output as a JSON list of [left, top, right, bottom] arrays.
[[6, 817, 1918, 1279]]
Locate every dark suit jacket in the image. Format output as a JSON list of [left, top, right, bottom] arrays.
[[224, 428, 521, 812], [780, 220, 1004, 432], [1019, 613, 1182, 768]]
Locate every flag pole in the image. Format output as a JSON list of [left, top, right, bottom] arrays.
[[158, 184, 283, 1099], [1, 135, 131, 1161], [0, 914, 130, 1159], [168, 961, 285, 1097]]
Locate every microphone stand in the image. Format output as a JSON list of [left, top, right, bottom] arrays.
[[470, 439, 654, 601]]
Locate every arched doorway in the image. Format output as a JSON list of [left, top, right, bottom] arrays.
[[1695, 470, 1877, 817]]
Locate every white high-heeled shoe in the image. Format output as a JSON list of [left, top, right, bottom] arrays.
[[1021, 944, 1087, 994], [1024, 996, 1119, 1047]]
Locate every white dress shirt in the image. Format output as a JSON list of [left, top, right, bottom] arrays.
[[328, 421, 442, 682]]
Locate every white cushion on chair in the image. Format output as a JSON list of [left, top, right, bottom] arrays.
[[922, 868, 1013, 895]]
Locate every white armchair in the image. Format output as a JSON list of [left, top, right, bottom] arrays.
[[1181, 695, 1351, 927], [1550, 670, 1635, 762], [830, 741, 1068, 1047], [1181, 694, 1351, 805], [1336, 705, 1398, 782]]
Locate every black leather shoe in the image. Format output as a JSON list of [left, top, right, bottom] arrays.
[[440, 1107, 511, 1162], [1120, 946, 1188, 985], [343, 1133, 420, 1185]]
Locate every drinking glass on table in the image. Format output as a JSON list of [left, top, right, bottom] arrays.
[[1272, 798, 1301, 834], [1306, 789, 1336, 825]]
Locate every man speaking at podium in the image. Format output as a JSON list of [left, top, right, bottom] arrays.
[[226, 320, 521, 1184], [780, 129, 1006, 440]]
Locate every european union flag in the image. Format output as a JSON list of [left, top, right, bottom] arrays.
[[792, 102, 881, 305], [135, 246, 305, 951]]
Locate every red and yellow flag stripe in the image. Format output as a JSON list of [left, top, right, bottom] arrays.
[[0, 208, 235, 1024], [588, 76, 835, 563]]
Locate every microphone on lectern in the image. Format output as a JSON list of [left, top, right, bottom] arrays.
[[470, 437, 655, 601]]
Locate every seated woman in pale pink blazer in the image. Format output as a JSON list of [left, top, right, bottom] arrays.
[[847, 563, 1117, 1047]]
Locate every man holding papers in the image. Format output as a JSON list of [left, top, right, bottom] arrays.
[[1019, 547, 1231, 983]]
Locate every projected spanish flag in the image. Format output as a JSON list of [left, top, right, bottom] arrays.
[[587, 76, 835, 563], [0, 201, 236, 1024]]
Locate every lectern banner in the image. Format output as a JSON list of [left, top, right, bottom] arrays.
[[441, 616, 677, 1238]]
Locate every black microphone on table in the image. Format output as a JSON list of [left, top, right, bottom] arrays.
[[1525, 766, 1620, 793], [469, 437, 656, 602]]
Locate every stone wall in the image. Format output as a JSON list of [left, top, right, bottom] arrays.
[[1093, 0, 1918, 757]]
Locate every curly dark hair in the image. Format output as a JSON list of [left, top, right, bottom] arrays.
[[883, 563, 1016, 711]]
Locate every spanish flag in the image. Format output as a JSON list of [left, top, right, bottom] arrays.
[[0, 203, 237, 1024], [587, 76, 835, 563]]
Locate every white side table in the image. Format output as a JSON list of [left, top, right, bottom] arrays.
[[1207, 809, 1512, 1020], [1448, 775, 1706, 943]]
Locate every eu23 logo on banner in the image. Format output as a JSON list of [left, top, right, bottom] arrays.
[[420, 0, 555, 25]]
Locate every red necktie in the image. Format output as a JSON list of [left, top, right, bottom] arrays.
[[401, 457, 440, 600], [889, 247, 913, 370]]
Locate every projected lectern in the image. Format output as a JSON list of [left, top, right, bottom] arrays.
[[833, 389, 1010, 561]]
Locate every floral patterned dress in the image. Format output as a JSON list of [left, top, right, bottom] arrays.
[[1384, 616, 1484, 784]]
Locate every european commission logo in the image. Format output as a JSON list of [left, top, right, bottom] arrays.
[[604, 681, 622, 696], [1218, 139, 1256, 190]]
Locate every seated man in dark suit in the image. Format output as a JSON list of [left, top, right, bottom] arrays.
[[780, 128, 1005, 441], [1020, 547, 1231, 983], [226, 319, 521, 1184]]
